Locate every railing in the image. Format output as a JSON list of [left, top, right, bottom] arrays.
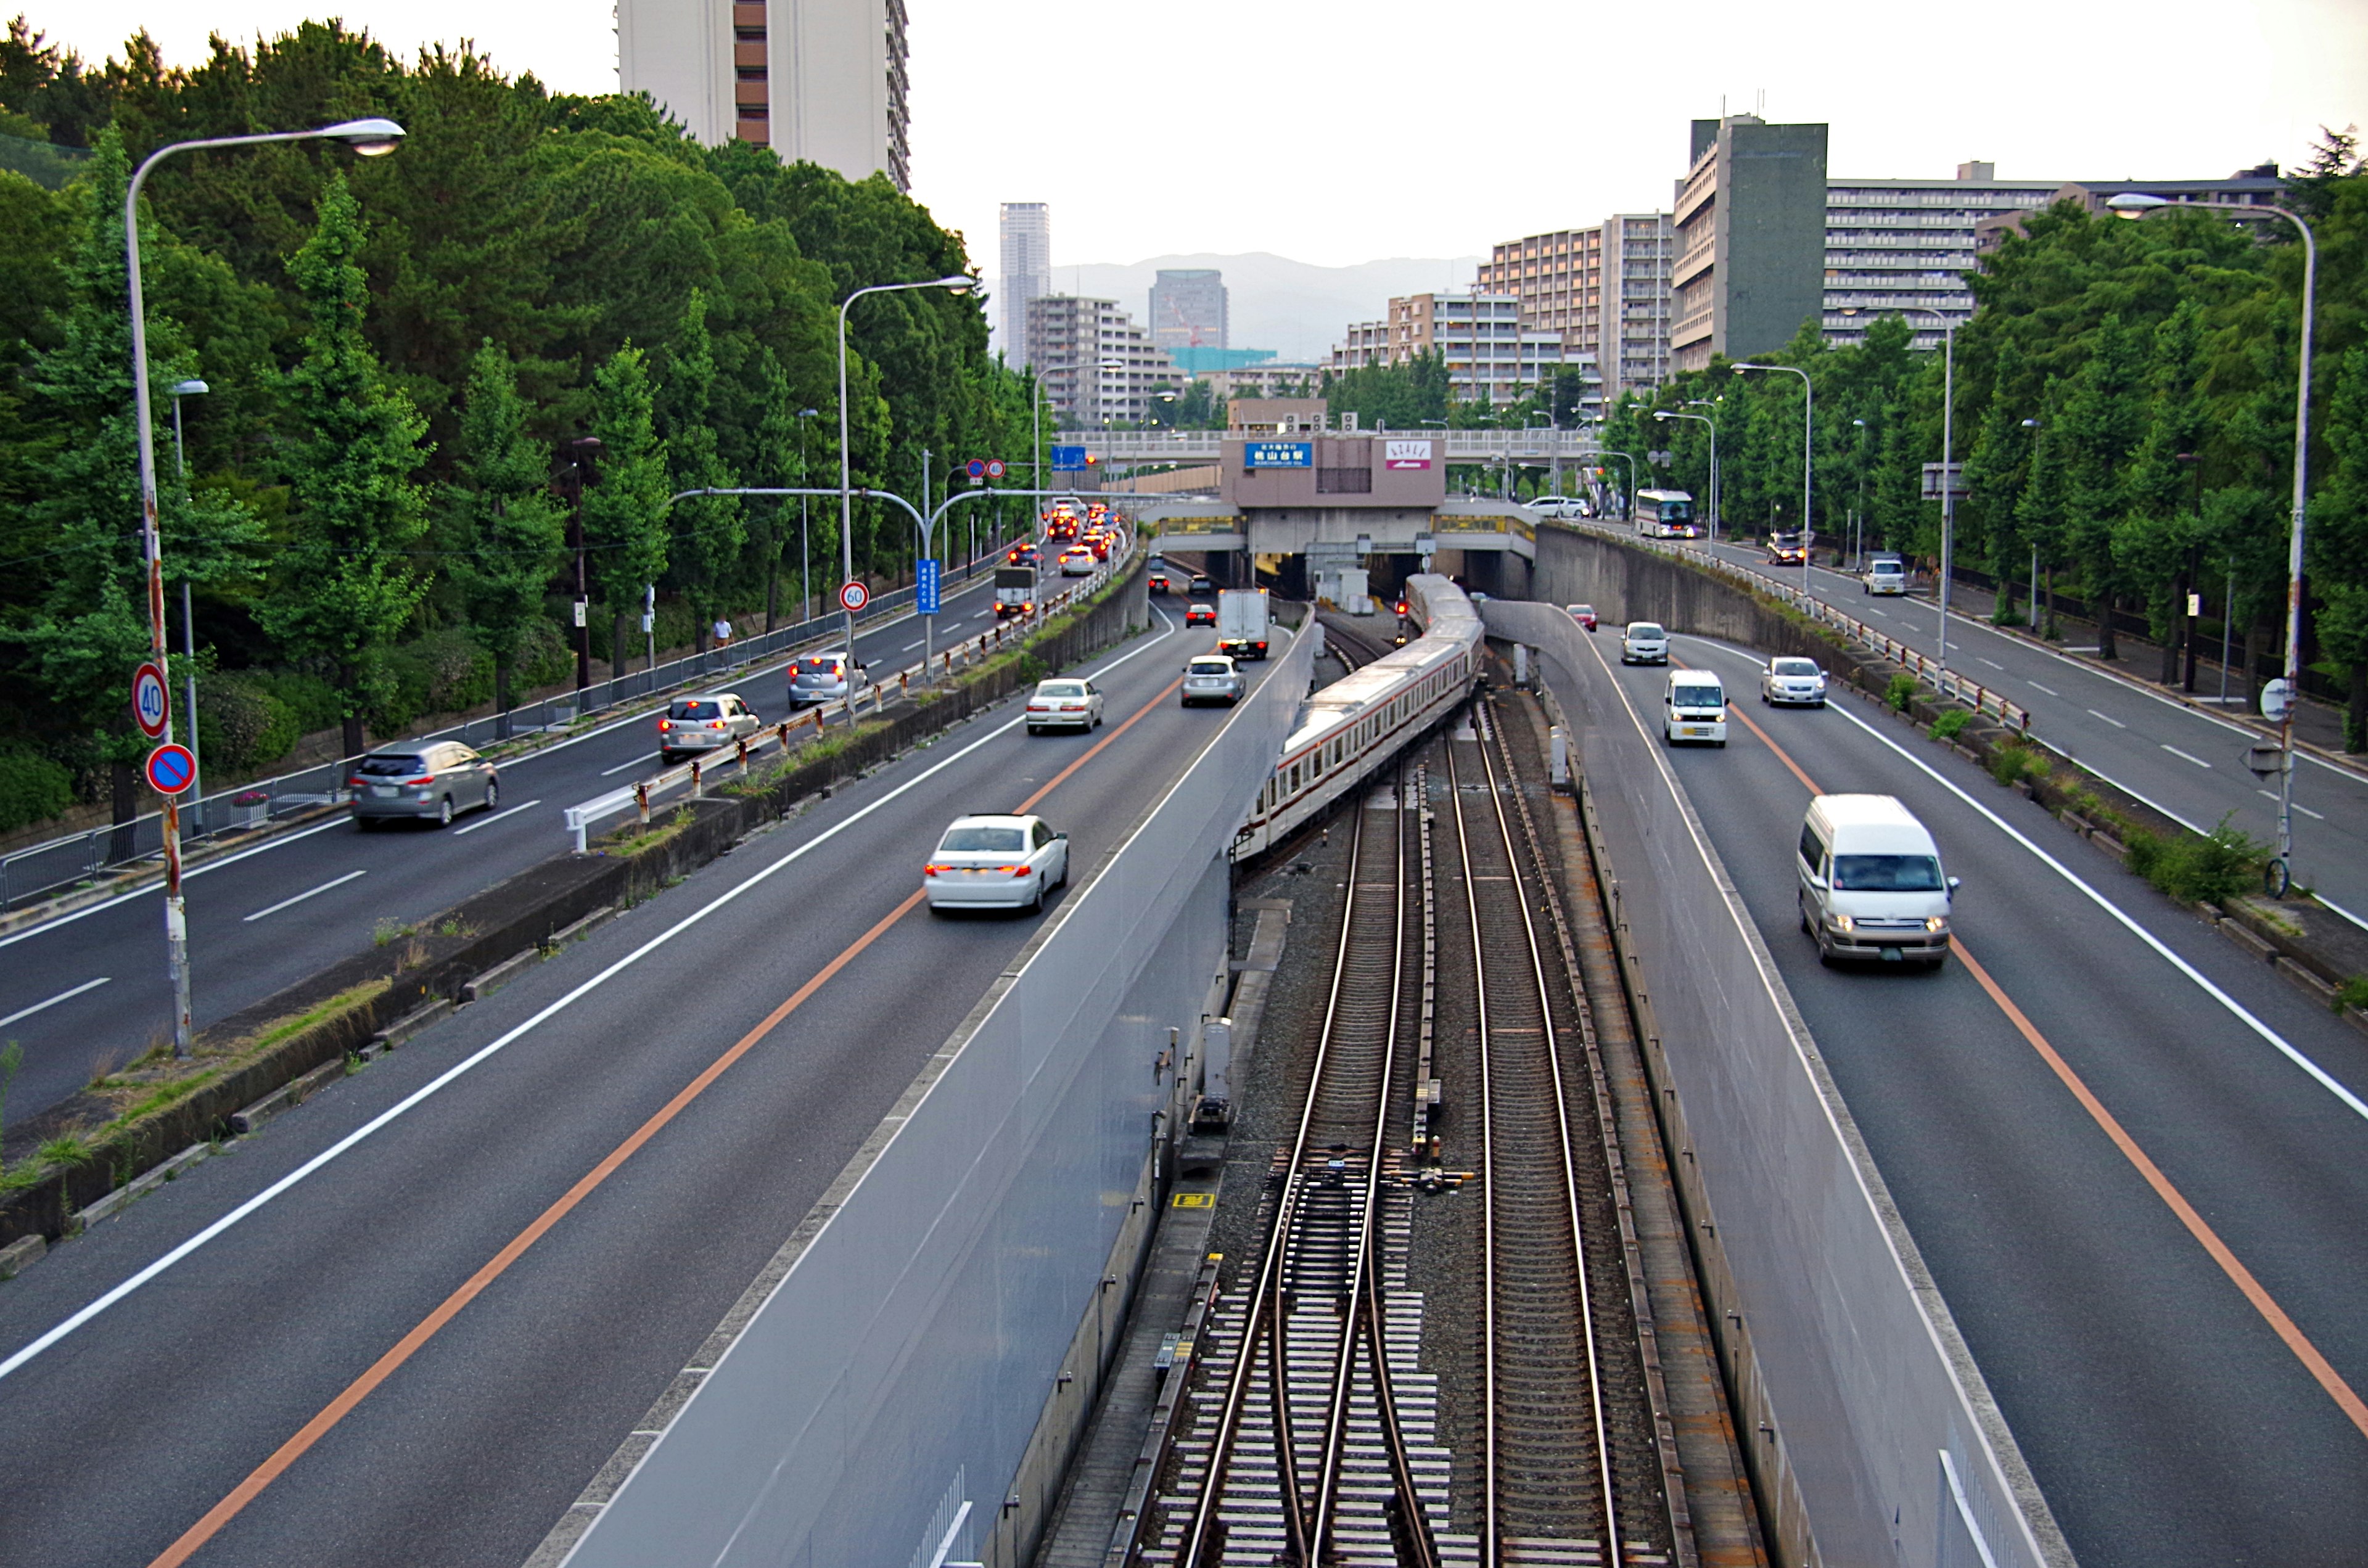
[[0, 546, 1013, 914], [1077, 429, 1609, 462], [1571, 521, 2033, 731]]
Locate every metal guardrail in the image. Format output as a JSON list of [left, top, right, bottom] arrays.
[[0, 551, 1010, 914], [1574, 522, 2033, 732], [1077, 429, 1608, 462]]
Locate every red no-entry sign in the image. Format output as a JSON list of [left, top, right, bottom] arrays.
[[839, 580, 870, 613]]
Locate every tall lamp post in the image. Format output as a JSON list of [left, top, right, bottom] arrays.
[[1596, 448, 1638, 524], [1653, 408, 1716, 546], [128, 116, 405, 1058], [166, 377, 208, 831], [1733, 361, 1814, 593], [794, 408, 820, 620], [838, 275, 971, 656], [564, 436, 601, 688], [2109, 191, 2317, 895]]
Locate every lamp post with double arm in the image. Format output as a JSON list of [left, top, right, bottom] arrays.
[[1733, 361, 1814, 594], [838, 276, 971, 656]]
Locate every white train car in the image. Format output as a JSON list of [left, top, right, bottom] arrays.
[[1233, 575, 1484, 861]]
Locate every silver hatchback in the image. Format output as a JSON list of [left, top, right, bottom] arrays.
[[659, 692, 762, 762], [788, 652, 871, 708], [1181, 655, 1245, 707], [350, 742, 498, 829]]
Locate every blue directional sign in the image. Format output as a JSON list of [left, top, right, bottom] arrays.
[[916, 557, 941, 615], [1050, 445, 1088, 471], [1245, 441, 1312, 469]]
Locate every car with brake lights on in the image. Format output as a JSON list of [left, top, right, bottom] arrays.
[[1766, 532, 1807, 566], [923, 814, 1069, 914], [787, 652, 869, 707], [1184, 602, 1217, 628], [1026, 678, 1104, 734], [1147, 566, 1171, 593], [350, 742, 498, 829], [658, 692, 763, 763], [1006, 541, 1040, 568], [1760, 657, 1828, 707], [1566, 603, 1598, 631], [1059, 544, 1096, 577], [1619, 621, 1669, 665], [1180, 655, 1245, 706], [1082, 529, 1112, 560]]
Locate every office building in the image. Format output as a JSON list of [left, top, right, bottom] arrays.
[[1476, 213, 1671, 411], [619, 0, 911, 188], [1671, 115, 1828, 372], [1823, 164, 2063, 349], [1024, 296, 1177, 427], [1330, 292, 1566, 406], [1149, 270, 1228, 351], [1000, 202, 1052, 369]]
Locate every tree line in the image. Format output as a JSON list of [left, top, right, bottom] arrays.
[[0, 18, 1047, 837]]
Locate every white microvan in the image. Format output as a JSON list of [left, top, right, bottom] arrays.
[[1663, 671, 1728, 746], [1796, 794, 1959, 969], [1863, 555, 1907, 595]]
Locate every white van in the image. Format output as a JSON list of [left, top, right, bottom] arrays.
[[1863, 556, 1907, 596], [1663, 671, 1728, 746], [1796, 794, 1959, 969]]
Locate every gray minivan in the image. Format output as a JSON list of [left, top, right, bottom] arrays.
[[1796, 794, 1958, 969]]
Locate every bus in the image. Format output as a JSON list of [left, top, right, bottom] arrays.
[[1634, 490, 1701, 540]]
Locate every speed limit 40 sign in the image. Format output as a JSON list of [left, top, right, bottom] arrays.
[[133, 661, 170, 739]]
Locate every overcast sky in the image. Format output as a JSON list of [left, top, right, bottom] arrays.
[[27, 0, 2367, 271]]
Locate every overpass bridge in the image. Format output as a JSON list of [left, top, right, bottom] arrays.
[[1078, 427, 1606, 468]]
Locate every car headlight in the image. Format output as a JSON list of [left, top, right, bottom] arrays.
[[1830, 914, 1854, 932], [1925, 916, 1949, 933]]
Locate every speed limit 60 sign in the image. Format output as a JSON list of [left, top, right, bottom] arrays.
[[133, 661, 170, 739], [838, 580, 870, 613]]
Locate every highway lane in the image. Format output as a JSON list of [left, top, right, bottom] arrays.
[[0, 571, 1026, 1130], [1596, 522, 2368, 927], [0, 602, 1280, 1568], [1549, 625, 2368, 1566]]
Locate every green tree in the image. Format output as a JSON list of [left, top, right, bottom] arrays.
[[2016, 382, 2070, 638], [658, 289, 743, 649], [446, 340, 567, 719], [2309, 348, 2368, 748], [583, 343, 670, 676], [2113, 303, 2211, 681], [259, 172, 433, 760]]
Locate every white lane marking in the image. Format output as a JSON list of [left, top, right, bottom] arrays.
[[599, 756, 652, 778], [242, 869, 368, 922], [0, 609, 1180, 1382], [1865, 607, 1890, 618], [0, 975, 111, 1029], [1978, 658, 2005, 671], [2258, 788, 2328, 821], [2161, 746, 2211, 770], [0, 817, 353, 951], [2087, 708, 2129, 729], [451, 798, 544, 837], [2028, 681, 2058, 696], [902, 639, 925, 652]]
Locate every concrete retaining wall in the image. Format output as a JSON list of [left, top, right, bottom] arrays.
[[1481, 598, 2073, 1568], [545, 628, 1315, 1568]]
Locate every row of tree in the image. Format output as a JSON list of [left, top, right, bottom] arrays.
[[0, 19, 1050, 834]]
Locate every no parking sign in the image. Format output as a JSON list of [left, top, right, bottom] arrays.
[[146, 742, 197, 796]]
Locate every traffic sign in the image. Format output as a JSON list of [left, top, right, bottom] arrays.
[[838, 580, 871, 613], [966, 458, 987, 479], [1051, 445, 1087, 471], [2261, 676, 2294, 722], [985, 459, 1007, 480], [917, 558, 941, 615], [145, 742, 197, 796], [132, 661, 170, 739]]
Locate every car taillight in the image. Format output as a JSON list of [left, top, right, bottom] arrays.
[[403, 776, 434, 786], [658, 719, 672, 731], [710, 720, 726, 730], [923, 863, 944, 877], [1009, 864, 1033, 878]]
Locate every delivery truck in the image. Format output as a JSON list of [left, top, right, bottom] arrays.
[[993, 566, 1037, 620], [1216, 587, 1272, 659]]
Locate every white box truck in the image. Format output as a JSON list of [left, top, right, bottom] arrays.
[[1217, 588, 1272, 659]]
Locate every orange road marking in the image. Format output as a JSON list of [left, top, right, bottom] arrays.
[[1017, 676, 1186, 813]]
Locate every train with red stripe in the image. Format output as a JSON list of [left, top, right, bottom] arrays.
[[1233, 574, 1483, 861]]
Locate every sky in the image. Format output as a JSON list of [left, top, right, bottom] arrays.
[[23, 0, 2368, 274]]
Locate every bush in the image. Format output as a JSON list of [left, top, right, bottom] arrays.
[[250, 671, 344, 736], [198, 674, 300, 774], [1886, 671, 1919, 712], [2334, 975, 2368, 1014], [0, 744, 75, 833], [516, 616, 575, 691], [1989, 742, 2048, 789], [2123, 814, 2267, 906], [377, 629, 495, 731], [1929, 708, 1971, 742]]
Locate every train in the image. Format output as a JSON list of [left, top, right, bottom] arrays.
[[1232, 573, 1485, 861]]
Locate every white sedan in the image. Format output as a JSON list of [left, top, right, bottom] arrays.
[[1760, 656, 1828, 707], [924, 815, 1070, 914], [1026, 678, 1104, 734], [1058, 546, 1096, 577]]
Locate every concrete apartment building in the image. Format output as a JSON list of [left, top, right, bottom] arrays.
[[1476, 213, 1672, 411], [1823, 164, 2063, 348], [1671, 114, 1828, 372], [1330, 292, 1567, 406], [1023, 296, 1176, 427], [1972, 164, 2287, 252], [619, 0, 911, 187], [1149, 270, 1228, 351], [999, 202, 1051, 369]]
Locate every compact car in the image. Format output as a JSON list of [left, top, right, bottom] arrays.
[[350, 742, 498, 829], [788, 653, 870, 708], [1761, 657, 1829, 707], [1181, 655, 1246, 706], [1059, 546, 1096, 577], [1620, 621, 1669, 665], [658, 692, 763, 763], [1566, 604, 1598, 631]]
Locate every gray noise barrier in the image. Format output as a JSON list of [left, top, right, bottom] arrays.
[[550, 626, 1317, 1568], [1478, 601, 2074, 1568]]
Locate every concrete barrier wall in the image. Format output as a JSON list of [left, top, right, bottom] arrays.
[[1479, 599, 2072, 1568], [554, 629, 1317, 1568]]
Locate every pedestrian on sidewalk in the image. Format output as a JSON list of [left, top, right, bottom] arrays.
[[712, 615, 733, 650]]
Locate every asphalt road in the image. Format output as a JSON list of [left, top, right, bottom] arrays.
[[0, 568, 1052, 1130], [0, 598, 1288, 1568], [1590, 523, 2368, 930], [1550, 623, 2368, 1567]]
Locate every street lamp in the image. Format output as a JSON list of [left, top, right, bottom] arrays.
[[839, 274, 971, 657], [1850, 419, 1867, 571], [166, 378, 208, 831], [2110, 189, 2317, 895], [1596, 449, 1638, 524], [794, 408, 820, 620], [1733, 361, 1814, 593], [127, 116, 405, 1058], [1653, 407, 1716, 546]]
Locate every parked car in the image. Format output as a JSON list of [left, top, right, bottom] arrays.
[[1059, 545, 1096, 577], [1530, 495, 1582, 519], [788, 652, 870, 707], [1188, 573, 1214, 595], [1620, 621, 1669, 665], [1761, 657, 1829, 707], [923, 814, 1069, 914], [1181, 655, 1246, 706], [1566, 603, 1598, 631], [1797, 794, 1958, 970], [1184, 602, 1217, 628], [350, 742, 498, 829], [1026, 678, 1104, 734], [658, 692, 763, 763]]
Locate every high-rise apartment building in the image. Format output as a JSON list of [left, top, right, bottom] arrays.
[[1148, 270, 1228, 351], [1024, 297, 1176, 427], [1671, 115, 1828, 372], [1329, 292, 1566, 405], [1476, 213, 1672, 412], [1822, 164, 2062, 350], [999, 202, 1051, 369], [619, 0, 911, 189]]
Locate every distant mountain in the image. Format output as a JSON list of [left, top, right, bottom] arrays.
[[990, 251, 1485, 364]]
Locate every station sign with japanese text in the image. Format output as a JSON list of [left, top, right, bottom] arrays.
[[1244, 441, 1312, 469]]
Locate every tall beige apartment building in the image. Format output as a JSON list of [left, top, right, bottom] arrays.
[[1476, 213, 1672, 412], [619, 0, 911, 189]]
